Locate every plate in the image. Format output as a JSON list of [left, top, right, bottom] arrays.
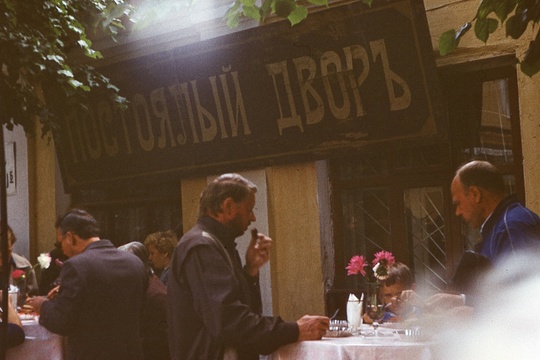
[[19, 313, 35, 321], [325, 330, 352, 338]]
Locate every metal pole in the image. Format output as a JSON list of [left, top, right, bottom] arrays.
[[0, 125, 9, 359]]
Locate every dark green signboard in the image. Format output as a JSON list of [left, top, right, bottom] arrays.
[[54, 0, 444, 190]]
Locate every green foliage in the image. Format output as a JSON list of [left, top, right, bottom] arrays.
[[0, 0, 132, 136], [521, 29, 540, 76], [226, 0, 539, 76], [131, 0, 197, 31], [474, 17, 499, 43], [438, 0, 540, 76], [438, 22, 472, 56], [226, 0, 329, 27]]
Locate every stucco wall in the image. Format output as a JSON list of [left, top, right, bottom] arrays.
[[516, 34, 540, 213]]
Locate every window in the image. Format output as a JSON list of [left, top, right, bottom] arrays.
[[72, 181, 182, 247], [325, 59, 524, 304]]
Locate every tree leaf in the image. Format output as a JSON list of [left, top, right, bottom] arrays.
[[361, 0, 374, 7], [474, 17, 498, 43], [477, 0, 495, 20], [57, 69, 74, 77], [439, 29, 458, 56], [275, 0, 295, 18], [288, 5, 308, 26], [68, 78, 83, 89], [308, 0, 329, 5], [225, 1, 241, 28], [242, 5, 261, 21], [494, 0, 517, 22], [521, 31, 540, 77], [438, 24, 471, 56], [225, 11, 240, 28], [488, 17, 498, 33], [46, 54, 65, 64], [506, 14, 529, 39], [260, 0, 272, 21], [241, 0, 257, 6]]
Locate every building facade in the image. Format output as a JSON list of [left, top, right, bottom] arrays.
[[18, 0, 540, 322]]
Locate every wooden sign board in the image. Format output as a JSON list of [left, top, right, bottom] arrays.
[[54, 0, 444, 190]]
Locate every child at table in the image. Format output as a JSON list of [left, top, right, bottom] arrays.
[[363, 262, 419, 324]]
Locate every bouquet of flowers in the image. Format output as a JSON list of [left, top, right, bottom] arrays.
[[346, 250, 395, 281]]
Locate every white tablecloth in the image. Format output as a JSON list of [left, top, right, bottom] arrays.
[[6, 317, 65, 360], [273, 325, 434, 360]]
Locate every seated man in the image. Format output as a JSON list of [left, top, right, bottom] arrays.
[[364, 262, 418, 324]]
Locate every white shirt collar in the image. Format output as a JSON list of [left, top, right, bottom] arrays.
[[480, 211, 494, 233]]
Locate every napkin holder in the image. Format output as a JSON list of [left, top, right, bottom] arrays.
[[346, 293, 363, 335]]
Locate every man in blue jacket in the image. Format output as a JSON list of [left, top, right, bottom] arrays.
[[451, 160, 540, 263], [402, 160, 540, 313]]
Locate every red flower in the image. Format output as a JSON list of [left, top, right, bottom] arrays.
[[346, 250, 396, 281], [372, 251, 395, 267], [346, 255, 367, 276], [12, 269, 26, 280]]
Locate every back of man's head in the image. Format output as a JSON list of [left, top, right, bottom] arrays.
[[456, 160, 505, 195], [56, 209, 100, 240], [198, 173, 257, 217]]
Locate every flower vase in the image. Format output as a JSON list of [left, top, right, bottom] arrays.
[[366, 281, 385, 335], [366, 281, 380, 309]]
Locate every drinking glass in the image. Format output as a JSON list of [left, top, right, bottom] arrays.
[[365, 302, 385, 336]]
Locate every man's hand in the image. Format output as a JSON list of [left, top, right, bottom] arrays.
[[400, 290, 425, 308], [245, 229, 272, 276], [296, 315, 330, 341], [424, 293, 464, 313], [47, 285, 60, 299], [26, 296, 49, 314]]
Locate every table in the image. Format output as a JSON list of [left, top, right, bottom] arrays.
[[6, 317, 65, 360], [273, 325, 434, 360]]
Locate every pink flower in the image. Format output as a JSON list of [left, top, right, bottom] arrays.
[[347, 250, 396, 281], [12, 269, 26, 280], [346, 255, 367, 276], [372, 251, 395, 267]]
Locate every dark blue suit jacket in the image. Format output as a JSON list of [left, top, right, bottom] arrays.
[[39, 240, 147, 360], [480, 195, 540, 262]]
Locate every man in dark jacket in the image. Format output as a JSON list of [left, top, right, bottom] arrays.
[[27, 209, 147, 360], [168, 173, 329, 360]]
